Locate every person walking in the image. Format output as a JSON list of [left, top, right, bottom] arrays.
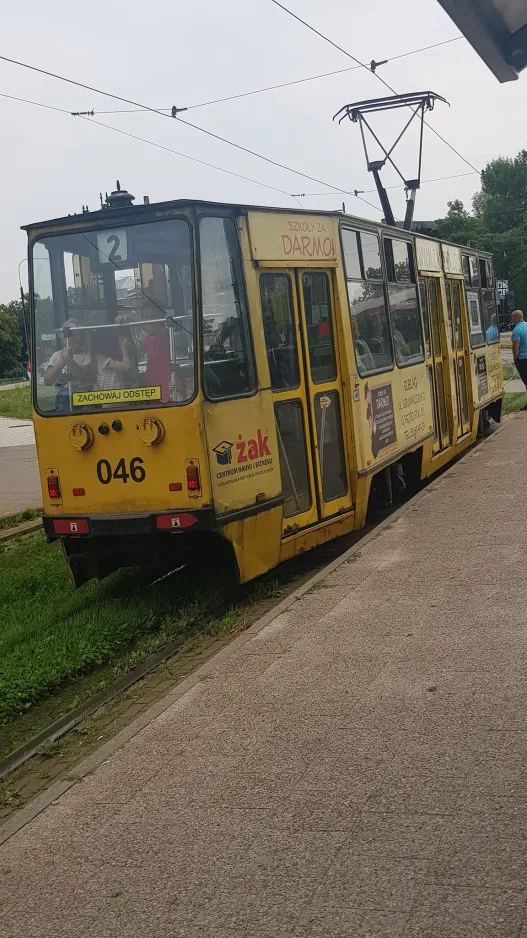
[[512, 310, 527, 409]]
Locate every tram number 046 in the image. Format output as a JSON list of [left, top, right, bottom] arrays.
[[96, 457, 146, 484]]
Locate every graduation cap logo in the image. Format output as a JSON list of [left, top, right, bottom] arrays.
[[213, 440, 234, 465]]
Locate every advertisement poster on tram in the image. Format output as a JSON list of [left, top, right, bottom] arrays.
[[467, 291, 482, 335], [365, 382, 396, 458], [476, 355, 488, 400]]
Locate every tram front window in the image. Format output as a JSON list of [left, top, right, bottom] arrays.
[[31, 218, 195, 415]]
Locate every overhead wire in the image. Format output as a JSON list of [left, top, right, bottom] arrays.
[[76, 37, 463, 116], [79, 117, 297, 198], [1, 88, 477, 204], [0, 90, 70, 113], [0, 53, 381, 211], [267, 0, 480, 174], [292, 171, 480, 198], [0, 89, 294, 196]]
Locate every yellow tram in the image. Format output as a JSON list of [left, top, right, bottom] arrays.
[[26, 188, 503, 586]]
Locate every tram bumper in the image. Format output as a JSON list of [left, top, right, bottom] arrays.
[[42, 508, 215, 539], [43, 509, 216, 587], [42, 499, 284, 587]]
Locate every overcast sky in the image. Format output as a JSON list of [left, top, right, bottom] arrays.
[[1, 0, 526, 300]]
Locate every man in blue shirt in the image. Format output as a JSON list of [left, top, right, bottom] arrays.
[[486, 313, 499, 343], [512, 310, 527, 405]]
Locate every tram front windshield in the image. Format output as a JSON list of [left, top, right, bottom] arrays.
[[31, 218, 194, 415]]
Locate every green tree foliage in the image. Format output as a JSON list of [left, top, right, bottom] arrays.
[[436, 199, 484, 248], [436, 151, 527, 311], [0, 302, 23, 379]]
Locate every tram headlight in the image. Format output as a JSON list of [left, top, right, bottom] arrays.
[[69, 423, 94, 451]]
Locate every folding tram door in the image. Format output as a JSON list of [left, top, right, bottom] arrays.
[[444, 277, 471, 438], [258, 267, 353, 537], [419, 275, 451, 454]]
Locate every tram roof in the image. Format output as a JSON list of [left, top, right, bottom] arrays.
[[22, 196, 492, 257]]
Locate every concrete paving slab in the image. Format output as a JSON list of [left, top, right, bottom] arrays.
[[0, 416, 34, 448], [405, 886, 526, 938], [0, 444, 40, 516], [4, 415, 527, 935]]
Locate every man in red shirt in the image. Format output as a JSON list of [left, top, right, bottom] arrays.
[[140, 304, 189, 403], [142, 312, 171, 402]]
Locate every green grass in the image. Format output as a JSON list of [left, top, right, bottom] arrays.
[[503, 392, 527, 414], [502, 362, 516, 381], [0, 508, 42, 532], [0, 532, 244, 726], [0, 385, 32, 420]]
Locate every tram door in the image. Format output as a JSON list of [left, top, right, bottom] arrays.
[[419, 277, 450, 453], [259, 269, 352, 533], [445, 279, 471, 437]]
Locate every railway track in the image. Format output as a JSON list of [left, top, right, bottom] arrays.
[[0, 420, 505, 800]]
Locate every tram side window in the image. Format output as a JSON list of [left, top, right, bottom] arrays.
[[384, 239, 424, 367], [342, 228, 393, 376], [481, 288, 499, 344], [259, 274, 299, 390], [462, 255, 471, 287], [200, 217, 256, 400], [468, 256, 480, 287], [302, 272, 337, 383], [485, 259, 494, 287], [466, 290, 485, 348], [418, 280, 431, 359]]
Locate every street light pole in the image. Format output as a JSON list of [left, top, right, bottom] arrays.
[[17, 257, 30, 366]]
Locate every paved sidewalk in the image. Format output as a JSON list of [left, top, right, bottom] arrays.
[[0, 416, 35, 449], [0, 382, 28, 392], [501, 348, 526, 393], [0, 417, 40, 517], [504, 377, 527, 393], [2, 416, 527, 937]]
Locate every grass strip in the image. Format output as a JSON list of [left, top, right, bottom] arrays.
[[0, 385, 32, 420], [0, 508, 42, 532], [0, 532, 245, 727], [503, 392, 527, 414]]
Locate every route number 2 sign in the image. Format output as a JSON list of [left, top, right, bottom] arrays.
[[96, 229, 128, 265]]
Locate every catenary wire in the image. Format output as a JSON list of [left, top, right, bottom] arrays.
[[0, 90, 294, 196], [0, 53, 381, 210], [1, 88, 476, 205], [79, 116, 297, 198], [267, 0, 480, 174], [81, 37, 463, 115], [292, 170, 480, 198], [0, 90, 70, 113], [0, 85, 380, 209], [0, 90, 478, 206]]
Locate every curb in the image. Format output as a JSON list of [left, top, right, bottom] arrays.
[[0, 421, 509, 845], [0, 519, 42, 542]]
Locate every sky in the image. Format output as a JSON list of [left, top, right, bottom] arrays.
[[1, 0, 526, 301]]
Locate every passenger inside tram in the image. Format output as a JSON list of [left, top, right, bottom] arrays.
[[91, 329, 138, 391], [43, 319, 93, 413]]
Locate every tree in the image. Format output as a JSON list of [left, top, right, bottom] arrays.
[[436, 200, 484, 249], [0, 302, 22, 378], [436, 151, 527, 311], [474, 150, 527, 232]]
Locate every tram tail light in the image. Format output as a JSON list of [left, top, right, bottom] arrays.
[[186, 465, 200, 492], [47, 475, 61, 499]]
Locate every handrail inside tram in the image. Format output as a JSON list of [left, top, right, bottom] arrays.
[[62, 317, 180, 336]]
